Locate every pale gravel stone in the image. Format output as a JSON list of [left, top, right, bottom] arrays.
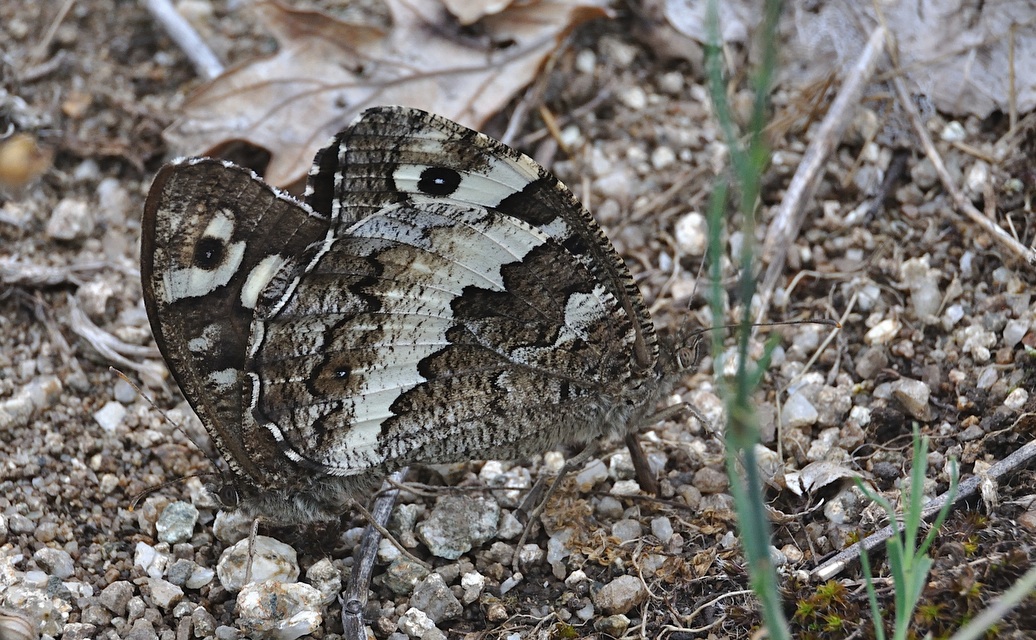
[[217, 536, 299, 592], [1004, 388, 1028, 411], [781, 392, 818, 429], [611, 519, 642, 543], [416, 495, 499, 560], [92, 401, 127, 433], [235, 581, 323, 640], [592, 575, 648, 615], [889, 378, 933, 420], [573, 458, 609, 491], [46, 198, 94, 241], [460, 571, 485, 605], [397, 607, 444, 640], [674, 211, 708, 255], [1004, 319, 1029, 348], [33, 547, 74, 579], [650, 517, 673, 544], [147, 577, 183, 611], [409, 573, 462, 623], [156, 502, 198, 544]]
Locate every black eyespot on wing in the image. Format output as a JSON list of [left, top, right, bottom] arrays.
[[334, 365, 351, 380], [417, 167, 462, 196], [194, 237, 224, 269]]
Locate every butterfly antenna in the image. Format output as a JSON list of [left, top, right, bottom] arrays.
[[128, 472, 222, 511]]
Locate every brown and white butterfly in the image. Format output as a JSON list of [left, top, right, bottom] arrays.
[[141, 106, 692, 522]]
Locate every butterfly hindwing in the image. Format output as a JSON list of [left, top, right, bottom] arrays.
[[141, 158, 331, 486]]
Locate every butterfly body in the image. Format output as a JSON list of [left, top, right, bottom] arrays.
[[142, 107, 685, 522]]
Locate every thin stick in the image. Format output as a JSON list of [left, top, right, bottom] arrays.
[[890, 74, 1035, 265], [342, 469, 410, 640], [143, 0, 224, 80], [813, 426, 1036, 581], [756, 26, 886, 326]]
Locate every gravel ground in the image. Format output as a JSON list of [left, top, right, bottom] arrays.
[[2, 1, 1036, 639]]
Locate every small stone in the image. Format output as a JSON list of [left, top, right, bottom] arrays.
[[397, 607, 445, 640], [165, 558, 194, 586], [217, 536, 300, 592], [546, 528, 575, 566], [693, 467, 729, 494], [651, 146, 676, 170], [650, 517, 674, 544], [93, 401, 126, 432], [60, 622, 97, 640], [416, 495, 500, 560], [1004, 319, 1029, 348], [674, 211, 707, 255], [940, 120, 966, 141], [484, 598, 509, 623], [495, 511, 523, 540], [192, 607, 218, 637], [900, 257, 941, 323], [236, 581, 323, 640], [212, 509, 254, 544], [390, 503, 421, 548], [854, 346, 888, 380], [619, 86, 647, 110], [595, 614, 631, 636], [124, 618, 158, 640], [134, 541, 168, 579], [959, 324, 996, 362], [409, 573, 462, 623], [147, 577, 183, 611], [573, 458, 609, 491], [595, 495, 624, 520], [77, 279, 116, 321], [382, 557, 431, 595], [658, 71, 683, 95], [305, 558, 341, 605], [33, 547, 74, 579], [1004, 388, 1028, 411], [460, 571, 485, 605], [156, 501, 199, 544], [516, 543, 545, 568], [781, 392, 818, 428], [46, 198, 94, 241], [889, 378, 932, 420], [100, 580, 134, 616], [865, 319, 900, 345], [185, 565, 215, 589], [611, 519, 642, 542], [592, 575, 648, 615]]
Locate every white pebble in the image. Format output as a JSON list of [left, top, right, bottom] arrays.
[[940, 121, 966, 141], [1003, 319, 1029, 348], [781, 392, 818, 428], [651, 146, 676, 170], [1004, 388, 1028, 411], [674, 211, 707, 255], [620, 86, 647, 110], [865, 319, 900, 345], [217, 536, 299, 592], [93, 401, 126, 432]]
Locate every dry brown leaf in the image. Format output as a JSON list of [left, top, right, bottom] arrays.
[[164, 0, 610, 187]]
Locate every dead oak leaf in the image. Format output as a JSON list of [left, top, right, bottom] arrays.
[[164, 0, 609, 187]]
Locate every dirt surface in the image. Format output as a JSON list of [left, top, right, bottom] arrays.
[[2, 1, 1036, 639]]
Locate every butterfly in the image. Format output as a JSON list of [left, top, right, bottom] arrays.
[[141, 106, 693, 523]]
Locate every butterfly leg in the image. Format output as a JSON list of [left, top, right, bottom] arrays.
[[511, 443, 600, 574]]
